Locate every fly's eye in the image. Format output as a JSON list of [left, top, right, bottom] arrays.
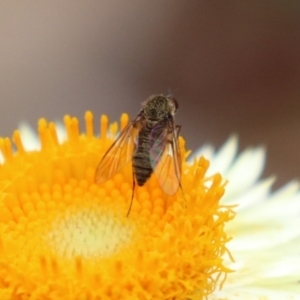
[[169, 97, 179, 111]]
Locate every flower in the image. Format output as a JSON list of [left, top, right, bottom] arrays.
[[0, 112, 234, 300], [1, 112, 299, 300]]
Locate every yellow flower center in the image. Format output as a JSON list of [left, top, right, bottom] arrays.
[[0, 112, 235, 300]]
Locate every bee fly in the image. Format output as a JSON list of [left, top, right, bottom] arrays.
[[95, 95, 183, 216]]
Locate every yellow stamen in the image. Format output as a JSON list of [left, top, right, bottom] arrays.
[[0, 112, 235, 299]]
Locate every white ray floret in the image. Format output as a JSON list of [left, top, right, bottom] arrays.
[[200, 136, 300, 299], [19, 121, 66, 150]]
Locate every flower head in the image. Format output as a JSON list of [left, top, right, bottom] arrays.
[[0, 112, 234, 299]]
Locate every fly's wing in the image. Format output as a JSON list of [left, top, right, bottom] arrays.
[[95, 115, 141, 184], [149, 120, 181, 195]]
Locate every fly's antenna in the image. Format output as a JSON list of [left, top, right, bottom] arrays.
[[166, 87, 179, 98]]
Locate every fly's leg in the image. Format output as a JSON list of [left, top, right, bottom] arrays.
[[126, 169, 135, 217], [175, 124, 187, 209], [175, 124, 181, 137]]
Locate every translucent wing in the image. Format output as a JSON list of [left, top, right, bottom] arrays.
[[149, 120, 181, 195], [95, 114, 141, 184]]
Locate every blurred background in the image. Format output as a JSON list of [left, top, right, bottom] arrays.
[[1, 1, 300, 187]]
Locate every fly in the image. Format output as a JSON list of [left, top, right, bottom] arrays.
[[95, 95, 182, 216]]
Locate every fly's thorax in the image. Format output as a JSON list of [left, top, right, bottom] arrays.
[[142, 95, 176, 121], [145, 119, 159, 129]]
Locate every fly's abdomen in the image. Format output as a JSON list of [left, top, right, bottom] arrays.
[[132, 130, 153, 186]]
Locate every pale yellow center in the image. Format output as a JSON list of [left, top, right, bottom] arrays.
[[46, 206, 134, 259]]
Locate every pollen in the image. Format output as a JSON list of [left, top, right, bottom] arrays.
[[0, 111, 235, 300]]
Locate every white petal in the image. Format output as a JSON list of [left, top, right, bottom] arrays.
[[18, 122, 67, 150], [202, 136, 300, 298], [239, 181, 300, 222], [207, 134, 239, 175], [211, 286, 300, 300], [223, 146, 266, 200], [266, 181, 300, 217], [189, 144, 215, 162], [54, 122, 67, 143], [194, 137, 267, 202], [18, 122, 40, 150], [0, 152, 4, 164], [222, 176, 275, 207], [228, 218, 300, 251]]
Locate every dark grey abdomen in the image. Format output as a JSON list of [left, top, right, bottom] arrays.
[[132, 129, 153, 186]]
